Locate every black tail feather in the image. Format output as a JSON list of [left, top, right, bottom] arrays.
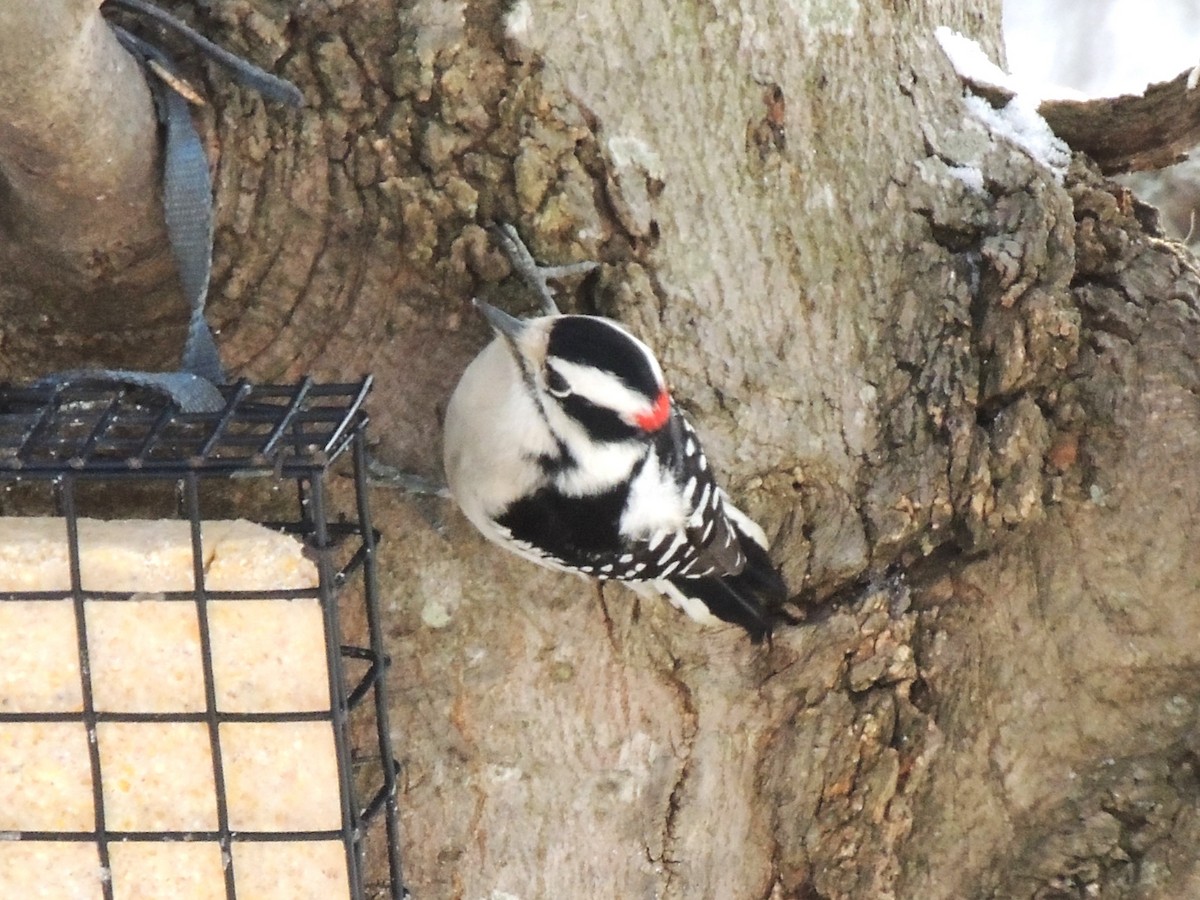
[[669, 536, 791, 643]]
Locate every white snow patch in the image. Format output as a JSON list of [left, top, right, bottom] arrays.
[[943, 21, 1087, 102], [947, 164, 985, 193], [962, 93, 1070, 182], [935, 26, 1016, 93], [935, 27, 1071, 182], [504, 0, 532, 38]]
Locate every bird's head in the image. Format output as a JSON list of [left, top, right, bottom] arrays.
[[475, 300, 672, 444]]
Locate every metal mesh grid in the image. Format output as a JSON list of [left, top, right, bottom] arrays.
[[0, 378, 405, 900], [0, 378, 372, 475]]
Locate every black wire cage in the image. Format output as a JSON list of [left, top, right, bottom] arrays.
[[0, 377, 405, 900]]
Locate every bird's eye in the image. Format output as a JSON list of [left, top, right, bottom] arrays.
[[545, 367, 571, 398]]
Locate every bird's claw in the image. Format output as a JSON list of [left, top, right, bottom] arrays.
[[365, 456, 451, 498], [487, 222, 599, 316]]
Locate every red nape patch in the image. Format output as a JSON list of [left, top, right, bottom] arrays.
[[634, 389, 671, 432]]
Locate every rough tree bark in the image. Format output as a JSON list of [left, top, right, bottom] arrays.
[[3, 1, 1200, 898]]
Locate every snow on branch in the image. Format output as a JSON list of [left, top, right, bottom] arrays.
[[1038, 67, 1200, 175], [936, 26, 1200, 176], [935, 27, 1070, 182]]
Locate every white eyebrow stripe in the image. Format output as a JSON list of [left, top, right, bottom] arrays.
[[550, 358, 660, 422]]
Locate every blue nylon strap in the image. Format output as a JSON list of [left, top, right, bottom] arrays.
[[32, 369, 226, 414], [155, 58, 223, 383], [38, 4, 301, 413], [113, 26, 224, 384]]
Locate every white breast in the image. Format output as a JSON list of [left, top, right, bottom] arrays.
[[443, 339, 558, 535], [618, 446, 689, 539]]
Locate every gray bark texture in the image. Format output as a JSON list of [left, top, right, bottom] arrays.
[[2, 1, 1200, 898], [0, 0, 173, 349]]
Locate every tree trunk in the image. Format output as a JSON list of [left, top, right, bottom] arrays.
[[3, 1, 1199, 898]]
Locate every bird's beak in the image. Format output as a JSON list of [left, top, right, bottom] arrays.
[[473, 299, 527, 340]]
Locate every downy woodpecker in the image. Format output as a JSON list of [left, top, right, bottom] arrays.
[[443, 225, 789, 642]]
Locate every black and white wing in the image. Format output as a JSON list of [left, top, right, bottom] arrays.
[[645, 413, 789, 641], [491, 408, 788, 640]]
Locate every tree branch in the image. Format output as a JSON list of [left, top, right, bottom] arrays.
[[0, 0, 166, 290], [951, 54, 1200, 176], [1039, 66, 1200, 175]]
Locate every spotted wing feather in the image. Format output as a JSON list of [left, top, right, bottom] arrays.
[[491, 408, 788, 640], [493, 411, 739, 577]]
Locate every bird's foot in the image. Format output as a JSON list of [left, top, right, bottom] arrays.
[[364, 456, 451, 498], [487, 222, 599, 316]]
